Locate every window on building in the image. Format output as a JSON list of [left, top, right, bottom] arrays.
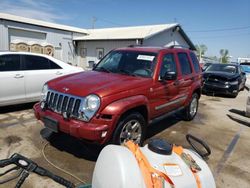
[[160, 53, 177, 79], [0, 55, 21, 71], [178, 53, 192, 75], [190, 52, 200, 73]]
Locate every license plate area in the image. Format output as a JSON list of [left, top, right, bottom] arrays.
[[43, 116, 59, 133]]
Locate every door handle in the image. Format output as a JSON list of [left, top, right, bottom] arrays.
[[14, 74, 24, 78], [56, 71, 63, 75]]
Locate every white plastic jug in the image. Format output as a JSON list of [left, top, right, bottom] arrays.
[[92, 136, 216, 188]]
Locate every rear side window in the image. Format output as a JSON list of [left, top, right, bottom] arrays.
[[50, 60, 62, 69], [23, 55, 62, 70], [190, 52, 200, 73], [177, 53, 192, 75], [0, 55, 21, 71]]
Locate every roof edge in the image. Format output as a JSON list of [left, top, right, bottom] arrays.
[[0, 13, 88, 34]]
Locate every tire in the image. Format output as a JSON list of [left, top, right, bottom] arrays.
[[230, 92, 238, 98], [182, 93, 199, 121], [111, 112, 146, 146]]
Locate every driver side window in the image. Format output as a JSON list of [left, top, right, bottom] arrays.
[[160, 53, 177, 79]]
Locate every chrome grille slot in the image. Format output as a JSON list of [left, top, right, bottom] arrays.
[[45, 90, 83, 119], [56, 95, 63, 112]]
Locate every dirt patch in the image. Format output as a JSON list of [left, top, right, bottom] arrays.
[[4, 135, 22, 146]]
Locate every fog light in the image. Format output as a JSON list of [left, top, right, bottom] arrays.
[[62, 111, 69, 119], [40, 101, 47, 110], [232, 90, 237, 93], [101, 131, 107, 138]]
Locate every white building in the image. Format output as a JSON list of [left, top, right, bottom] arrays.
[[0, 13, 195, 69]]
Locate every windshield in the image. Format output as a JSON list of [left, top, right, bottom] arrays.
[[94, 50, 157, 78], [241, 65, 250, 73], [206, 64, 237, 74]]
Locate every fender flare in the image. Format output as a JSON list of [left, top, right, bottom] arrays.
[[101, 95, 149, 119]]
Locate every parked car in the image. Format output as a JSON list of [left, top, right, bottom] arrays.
[[34, 46, 202, 145], [202, 63, 246, 97], [0, 52, 83, 106], [240, 63, 250, 89], [246, 90, 250, 117], [202, 62, 212, 71]]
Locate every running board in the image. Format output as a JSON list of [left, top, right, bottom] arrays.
[[149, 107, 185, 125]]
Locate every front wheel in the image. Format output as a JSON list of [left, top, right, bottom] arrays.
[[111, 112, 146, 146], [182, 93, 199, 121]]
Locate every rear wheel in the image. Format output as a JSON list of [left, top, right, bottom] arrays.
[[111, 112, 146, 146], [183, 93, 199, 121]]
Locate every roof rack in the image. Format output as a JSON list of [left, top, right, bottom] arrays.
[[168, 45, 190, 49], [127, 44, 142, 47]]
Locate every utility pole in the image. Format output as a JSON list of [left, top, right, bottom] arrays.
[[92, 16, 97, 29]]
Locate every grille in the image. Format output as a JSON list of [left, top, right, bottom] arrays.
[[46, 90, 83, 118]]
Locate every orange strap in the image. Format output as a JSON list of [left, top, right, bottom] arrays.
[[173, 145, 202, 188], [125, 141, 174, 188]]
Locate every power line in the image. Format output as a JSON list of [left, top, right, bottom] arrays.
[[191, 32, 250, 39], [187, 26, 250, 33]]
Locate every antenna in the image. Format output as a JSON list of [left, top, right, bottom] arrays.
[[92, 16, 97, 29]]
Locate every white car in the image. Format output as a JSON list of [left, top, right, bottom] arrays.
[[0, 51, 83, 106]]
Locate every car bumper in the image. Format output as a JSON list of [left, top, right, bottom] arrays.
[[33, 103, 117, 144], [202, 82, 238, 95]]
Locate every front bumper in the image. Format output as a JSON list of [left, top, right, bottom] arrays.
[[33, 103, 117, 144], [202, 82, 238, 95]]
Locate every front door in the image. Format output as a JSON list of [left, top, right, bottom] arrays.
[[149, 53, 179, 118], [79, 48, 87, 68]]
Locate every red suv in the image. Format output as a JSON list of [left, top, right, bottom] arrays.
[[34, 46, 202, 145]]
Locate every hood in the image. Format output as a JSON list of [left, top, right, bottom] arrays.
[[203, 71, 238, 81], [48, 71, 152, 97]]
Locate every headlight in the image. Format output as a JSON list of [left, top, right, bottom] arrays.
[[79, 94, 100, 121], [86, 95, 100, 111], [229, 80, 239, 85], [41, 84, 48, 101]]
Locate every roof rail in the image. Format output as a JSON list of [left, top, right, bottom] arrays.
[[127, 44, 142, 47], [168, 45, 190, 49]]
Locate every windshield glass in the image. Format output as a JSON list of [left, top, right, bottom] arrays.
[[241, 65, 250, 73], [94, 50, 157, 78], [206, 64, 237, 74]]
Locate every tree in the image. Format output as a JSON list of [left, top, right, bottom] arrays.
[[195, 44, 207, 62], [219, 49, 230, 64]]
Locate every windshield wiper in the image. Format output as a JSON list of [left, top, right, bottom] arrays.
[[95, 67, 112, 73], [118, 69, 137, 77]]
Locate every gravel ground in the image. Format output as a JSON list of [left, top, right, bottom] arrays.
[[0, 90, 249, 188]]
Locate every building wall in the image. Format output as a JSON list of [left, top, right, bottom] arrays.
[[143, 29, 189, 48], [0, 19, 84, 65], [0, 19, 9, 50], [77, 40, 138, 68]]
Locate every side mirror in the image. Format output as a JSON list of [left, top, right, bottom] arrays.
[[242, 72, 246, 76], [163, 71, 177, 80], [186, 134, 211, 159]]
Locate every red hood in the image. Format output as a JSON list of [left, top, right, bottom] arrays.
[[48, 71, 152, 97]]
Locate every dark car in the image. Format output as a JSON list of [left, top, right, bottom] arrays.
[[202, 62, 212, 71], [202, 63, 246, 97]]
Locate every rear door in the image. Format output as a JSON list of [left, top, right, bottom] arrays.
[[22, 55, 63, 101], [176, 51, 194, 105], [0, 54, 25, 106], [150, 52, 179, 117]]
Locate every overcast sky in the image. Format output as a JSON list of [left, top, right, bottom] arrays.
[[1, 0, 249, 60]]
